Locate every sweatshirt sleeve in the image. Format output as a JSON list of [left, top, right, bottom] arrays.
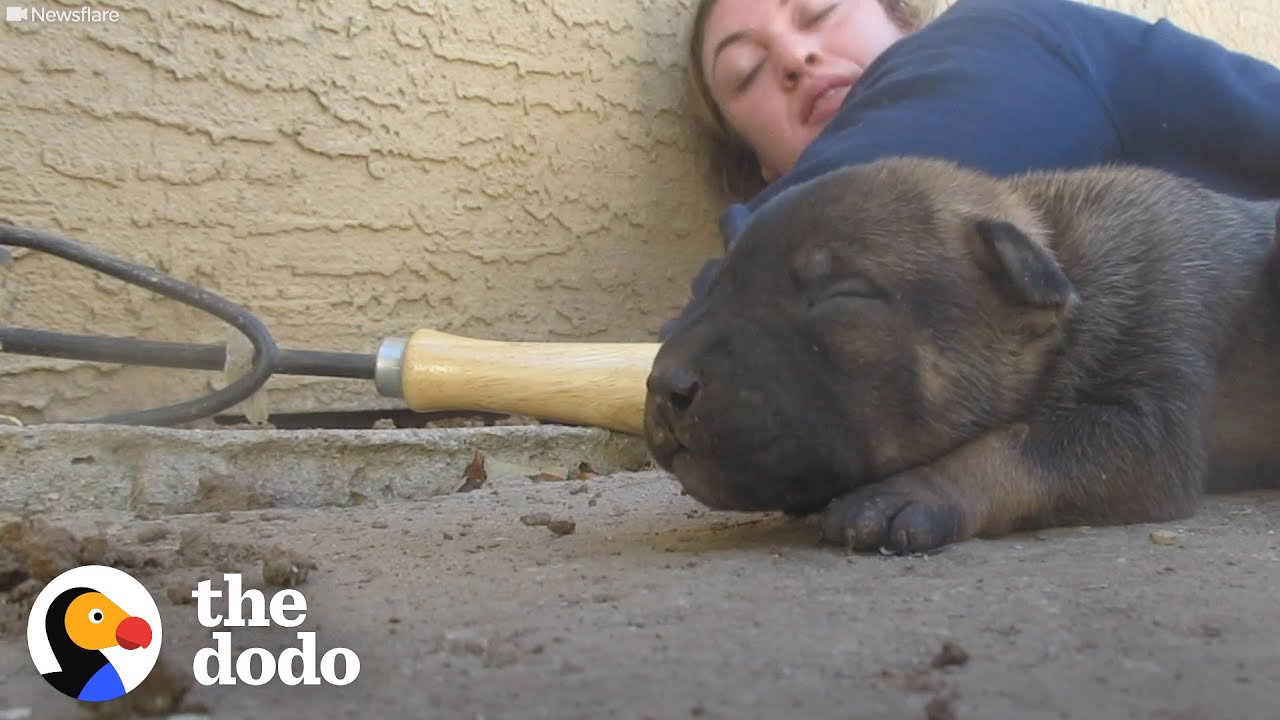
[[741, 0, 1126, 218], [1065, 10, 1280, 200]]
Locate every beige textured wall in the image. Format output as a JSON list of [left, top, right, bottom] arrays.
[[1, 0, 1277, 424], [0, 0, 721, 422]]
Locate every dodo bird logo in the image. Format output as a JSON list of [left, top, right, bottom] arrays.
[[27, 566, 162, 702]]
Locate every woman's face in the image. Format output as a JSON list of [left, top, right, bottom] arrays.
[[701, 0, 905, 181]]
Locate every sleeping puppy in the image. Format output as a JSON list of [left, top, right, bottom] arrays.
[[645, 158, 1280, 553]]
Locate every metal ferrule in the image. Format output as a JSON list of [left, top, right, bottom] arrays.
[[374, 336, 408, 398]]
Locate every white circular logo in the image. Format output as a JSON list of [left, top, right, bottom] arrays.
[[27, 565, 163, 702]]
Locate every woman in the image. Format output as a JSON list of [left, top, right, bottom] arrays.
[[664, 0, 1280, 337]]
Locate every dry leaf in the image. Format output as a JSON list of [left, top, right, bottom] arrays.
[[458, 451, 487, 492], [567, 462, 599, 481]]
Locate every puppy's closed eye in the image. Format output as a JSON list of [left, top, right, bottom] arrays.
[[808, 277, 884, 310]]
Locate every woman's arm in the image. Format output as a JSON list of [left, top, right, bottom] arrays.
[[664, 0, 1280, 338], [665, 0, 1126, 337], [1080, 12, 1280, 200], [764, 0, 1280, 218]]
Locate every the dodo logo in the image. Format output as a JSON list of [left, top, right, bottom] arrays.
[[26, 566, 162, 702]]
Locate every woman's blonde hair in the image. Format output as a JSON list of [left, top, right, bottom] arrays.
[[688, 0, 939, 202]]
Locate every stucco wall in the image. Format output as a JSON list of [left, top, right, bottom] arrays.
[[1, 0, 1277, 424]]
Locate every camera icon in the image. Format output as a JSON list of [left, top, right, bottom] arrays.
[[6, 6, 28, 21]]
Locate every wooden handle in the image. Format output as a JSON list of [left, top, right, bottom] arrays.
[[398, 328, 660, 435]]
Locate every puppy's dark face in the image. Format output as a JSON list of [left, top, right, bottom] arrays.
[[645, 159, 1075, 515]]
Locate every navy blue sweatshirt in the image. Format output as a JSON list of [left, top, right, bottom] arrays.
[[662, 0, 1280, 339]]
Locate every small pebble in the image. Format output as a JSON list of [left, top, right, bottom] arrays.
[[926, 696, 956, 720], [135, 525, 170, 544], [547, 519, 576, 536], [79, 536, 109, 565], [931, 641, 970, 669], [1150, 530, 1179, 546], [262, 555, 317, 587], [521, 513, 553, 527]]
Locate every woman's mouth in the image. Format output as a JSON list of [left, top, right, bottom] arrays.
[[804, 82, 853, 127]]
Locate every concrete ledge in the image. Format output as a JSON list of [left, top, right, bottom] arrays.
[[0, 424, 652, 514]]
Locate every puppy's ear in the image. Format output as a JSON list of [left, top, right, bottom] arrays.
[[969, 219, 1076, 310]]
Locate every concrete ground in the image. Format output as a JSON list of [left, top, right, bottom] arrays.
[[2, 425, 1279, 720]]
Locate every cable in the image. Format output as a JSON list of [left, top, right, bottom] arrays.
[[0, 328, 376, 379], [0, 224, 281, 426]]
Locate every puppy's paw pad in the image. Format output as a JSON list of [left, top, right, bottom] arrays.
[[820, 478, 962, 554]]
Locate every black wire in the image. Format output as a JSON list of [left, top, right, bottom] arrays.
[[275, 347, 375, 379], [0, 224, 282, 425], [1, 327, 227, 370], [0, 328, 376, 379]]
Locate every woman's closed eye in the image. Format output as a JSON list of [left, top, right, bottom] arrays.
[[735, 62, 764, 93], [801, 2, 839, 28], [714, 43, 765, 95]]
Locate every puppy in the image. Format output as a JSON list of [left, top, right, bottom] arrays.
[[645, 158, 1280, 553]]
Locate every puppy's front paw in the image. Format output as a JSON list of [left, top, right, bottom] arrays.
[[820, 470, 965, 554]]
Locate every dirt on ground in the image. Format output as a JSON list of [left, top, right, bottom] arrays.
[[1, 464, 1278, 720]]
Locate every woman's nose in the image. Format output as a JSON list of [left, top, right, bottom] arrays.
[[778, 46, 819, 87]]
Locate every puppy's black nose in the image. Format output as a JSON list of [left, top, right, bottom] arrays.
[[647, 364, 700, 414]]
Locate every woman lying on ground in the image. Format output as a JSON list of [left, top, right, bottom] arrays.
[[663, 0, 1280, 337]]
